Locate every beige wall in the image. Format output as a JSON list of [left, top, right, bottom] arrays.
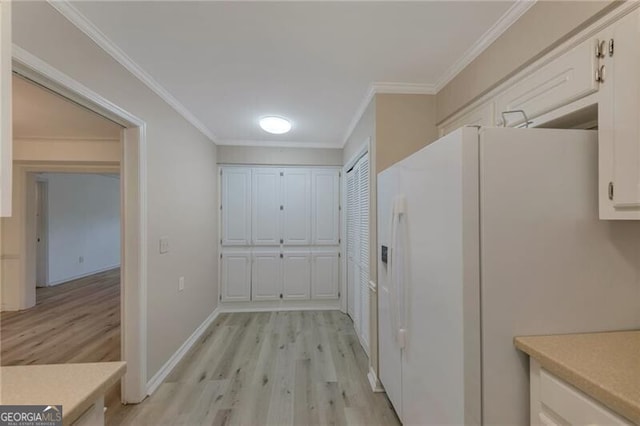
[[436, 1, 617, 123], [13, 138, 120, 163], [218, 145, 342, 166], [12, 2, 219, 381], [376, 94, 438, 172]]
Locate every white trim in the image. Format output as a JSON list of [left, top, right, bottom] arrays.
[[372, 82, 437, 95], [0, 0, 12, 217], [367, 366, 385, 393], [47, 265, 120, 287], [146, 308, 221, 395], [217, 139, 342, 149], [46, 0, 216, 142], [219, 303, 341, 313], [12, 48, 149, 404], [433, 0, 537, 92]]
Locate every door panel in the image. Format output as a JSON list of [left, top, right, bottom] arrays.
[[282, 169, 311, 245], [222, 168, 251, 246], [252, 168, 282, 245], [221, 252, 251, 301], [252, 251, 282, 300], [312, 169, 340, 245], [282, 251, 311, 300], [311, 250, 339, 299]]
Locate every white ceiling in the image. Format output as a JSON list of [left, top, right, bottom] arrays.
[[66, 1, 521, 148], [13, 75, 122, 140]]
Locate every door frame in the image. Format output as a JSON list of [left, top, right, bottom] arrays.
[[35, 176, 49, 287], [12, 47, 148, 404]]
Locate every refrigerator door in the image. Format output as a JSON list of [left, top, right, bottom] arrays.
[[377, 163, 403, 418], [378, 127, 481, 425], [478, 128, 640, 425]]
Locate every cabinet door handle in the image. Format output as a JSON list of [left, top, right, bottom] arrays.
[[608, 182, 614, 201], [595, 39, 606, 58]]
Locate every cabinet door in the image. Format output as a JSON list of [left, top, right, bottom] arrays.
[[252, 251, 282, 301], [439, 102, 495, 137], [495, 37, 598, 127], [599, 9, 640, 219], [282, 251, 311, 300], [252, 168, 282, 245], [221, 252, 251, 302], [221, 168, 252, 245], [311, 250, 339, 299], [312, 169, 340, 245], [282, 169, 311, 245]]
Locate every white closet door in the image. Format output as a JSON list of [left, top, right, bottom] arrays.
[[311, 250, 339, 299], [221, 252, 251, 301], [222, 167, 252, 246], [282, 251, 311, 299], [312, 169, 340, 245], [346, 171, 357, 317], [252, 251, 282, 300], [282, 169, 311, 245], [252, 168, 282, 245], [358, 155, 370, 348]]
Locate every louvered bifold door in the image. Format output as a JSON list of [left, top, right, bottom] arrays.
[[346, 171, 357, 317], [358, 155, 370, 350]]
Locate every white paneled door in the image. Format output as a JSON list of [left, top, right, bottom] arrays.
[[251, 251, 282, 300], [282, 169, 311, 245], [312, 169, 340, 245], [282, 251, 311, 300], [221, 252, 251, 302], [222, 168, 252, 246], [311, 250, 339, 299], [252, 168, 282, 245]]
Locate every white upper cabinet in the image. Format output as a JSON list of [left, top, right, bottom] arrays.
[[311, 250, 339, 299], [252, 168, 282, 245], [282, 251, 311, 300], [495, 35, 599, 127], [221, 251, 251, 302], [282, 169, 311, 245], [251, 251, 282, 301], [311, 169, 340, 245], [599, 8, 640, 219], [221, 167, 252, 245], [439, 102, 495, 137]]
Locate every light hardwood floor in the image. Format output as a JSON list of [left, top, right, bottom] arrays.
[[1, 268, 120, 366], [107, 311, 400, 426]]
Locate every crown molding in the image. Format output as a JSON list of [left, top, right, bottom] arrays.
[[47, 0, 217, 143], [217, 139, 342, 149], [434, 0, 536, 92]]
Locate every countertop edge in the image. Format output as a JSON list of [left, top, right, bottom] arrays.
[[514, 337, 640, 424], [64, 362, 127, 424]]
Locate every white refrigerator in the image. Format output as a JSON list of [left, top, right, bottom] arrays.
[[377, 127, 640, 425]]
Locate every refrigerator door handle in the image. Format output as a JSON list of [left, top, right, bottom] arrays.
[[388, 195, 407, 349]]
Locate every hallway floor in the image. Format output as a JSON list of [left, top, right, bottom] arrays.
[[0, 268, 120, 365], [107, 311, 400, 426]]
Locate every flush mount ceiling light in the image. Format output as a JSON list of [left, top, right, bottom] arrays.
[[259, 116, 292, 134]]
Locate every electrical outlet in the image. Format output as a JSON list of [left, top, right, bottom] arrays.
[[79, 256, 84, 264], [159, 237, 169, 254], [178, 276, 185, 291]]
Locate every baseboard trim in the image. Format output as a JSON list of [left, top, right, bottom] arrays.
[[47, 264, 120, 286], [219, 304, 341, 314], [367, 366, 385, 393], [146, 308, 220, 395]]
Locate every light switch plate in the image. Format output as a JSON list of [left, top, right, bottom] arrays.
[[159, 236, 169, 254]]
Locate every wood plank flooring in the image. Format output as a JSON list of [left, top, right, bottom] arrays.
[[1, 268, 120, 366], [107, 311, 400, 426]]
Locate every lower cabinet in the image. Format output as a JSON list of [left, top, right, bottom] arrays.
[[282, 251, 312, 300], [251, 251, 282, 300], [221, 252, 251, 302], [530, 359, 632, 425], [221, 248, 339, 303], [311, 251, 339, 299]]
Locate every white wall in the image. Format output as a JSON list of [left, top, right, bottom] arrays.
[[12, 2, 219, 381], [42, 173, 120, 285]]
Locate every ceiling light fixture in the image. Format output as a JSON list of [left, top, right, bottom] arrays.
[[259, 116, 292, 134]]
